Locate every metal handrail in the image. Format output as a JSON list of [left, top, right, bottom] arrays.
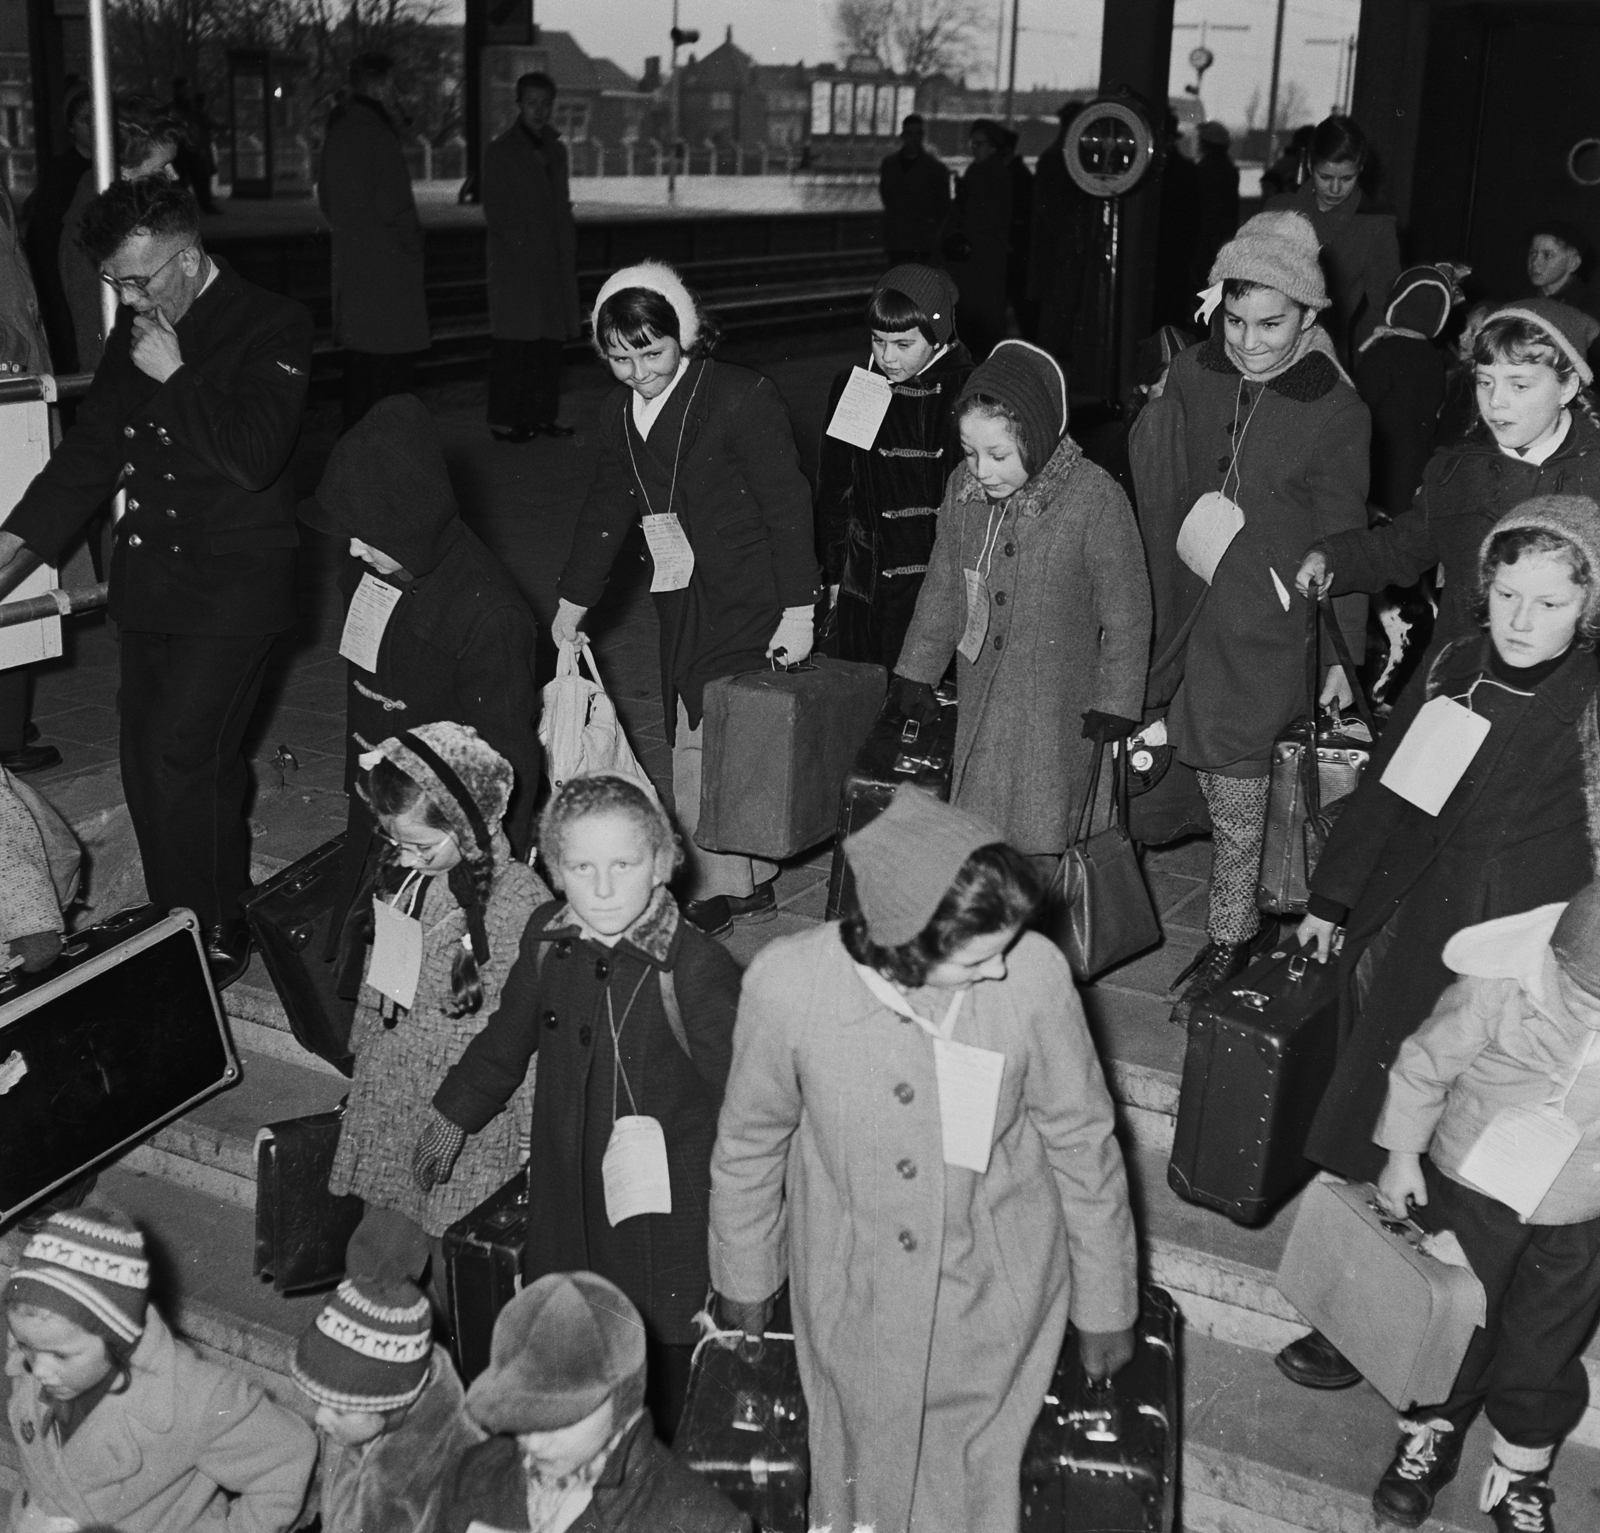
[[0, 583, 108, 629], [0, 373, 95, 406]]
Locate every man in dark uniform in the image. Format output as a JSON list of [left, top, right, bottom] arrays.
[[0, 176, 312, 986]]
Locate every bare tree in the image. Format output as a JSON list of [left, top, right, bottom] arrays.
[[833, 0, 983, 79], [1276, 78, 1313, 132], [1243, 85, 1261, 134]]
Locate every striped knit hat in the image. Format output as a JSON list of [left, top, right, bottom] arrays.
[[5, 1206, 149, 1347], [292, 1279, 434, 1413]]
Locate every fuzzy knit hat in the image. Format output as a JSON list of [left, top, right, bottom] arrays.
[[292, 1278, 433, 1414], [466, 1271, 647, 1435], [1384, 264, 1462, 340], [1553, 883, 1600, 999], [844, 784, 1006, 947], [1480, 495, 1600, 632], [873, 264, 958, 343], [1206, 209, 1330, 312], [5, 1206, 149, 1347], [957, 339, 1069, 475], [590, 260, 702, 356], [1487, 298, 1599, 386]]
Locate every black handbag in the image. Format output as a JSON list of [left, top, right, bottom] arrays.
[[253, 1104, 364, 1295], [1048, 743, 1162, 980]]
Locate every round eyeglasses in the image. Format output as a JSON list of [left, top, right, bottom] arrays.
[[98, 242, 195, 297]]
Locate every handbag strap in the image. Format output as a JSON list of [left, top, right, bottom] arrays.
[[1317, 596, 1378, 738], [1071, 739, 1132, 850]]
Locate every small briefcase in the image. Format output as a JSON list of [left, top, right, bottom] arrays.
[[697, 657, 887, 859], [1277, 1177, 1487, 1410], [443, 1172, 528, 1384], [254, 1106, 363, 1295]]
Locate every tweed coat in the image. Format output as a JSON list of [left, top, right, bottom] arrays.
[[434, 893, 743, 1346], [1303, 636, 1600, 1183], [1144, 337, 1370, 777], [329, 846, 548, 1235], [317, 96, 430, 356], [4, 1308, 315, 1533], [709, 924, 1138, 1533], [482, 122, 581, 342], [894, 434, 1152, 853]]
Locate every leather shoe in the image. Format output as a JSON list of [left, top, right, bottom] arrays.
[[203, 921, 251, 990], [1370, 1418, 1463, 1527], [682, 896, 733, 937], [490, 426, 537, 443], [1275, 1329, 1362, 1389], [539, 422, 577, 437], [1168, 938, 1254, 1027], [0, 742, 61, 774], [725, 879, 777, 923]]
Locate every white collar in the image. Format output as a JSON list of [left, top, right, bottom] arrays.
[[1501, 409, 1571, 467], [630, 355, 692, 440]]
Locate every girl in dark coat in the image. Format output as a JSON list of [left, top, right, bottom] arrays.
[[552, 262, 820, 935], [420, 775, 743, 1441], [816, 265, 973, 672], [1277, 496, 1600, 1393]]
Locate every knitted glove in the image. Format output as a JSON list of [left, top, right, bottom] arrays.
[[7, 930, 61, 974], [552, 598, 589, 648], [1081, 710, 1141, 745], [411, 1109, 468, 1192], [889, 676, 942, 730], [766, 605, 815, 666]]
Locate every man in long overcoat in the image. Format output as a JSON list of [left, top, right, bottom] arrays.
[[483, 71, 580, 442], [879, 114, 950, 266], [318, 53, 430, 432], [1030, 103, 1098, 368]]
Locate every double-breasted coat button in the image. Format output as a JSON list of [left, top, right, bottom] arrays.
[[543, 1009, 558, 1030], [578, 1024, 593, 1047], [992, 634, 1004, 650], [163, 472, 175, 481], [123, 462, 134, 475], [993, 591, 1007, 606], [127, 533, 143, 547], [126, 499, 139, 511], [896, 1158, 916, 1179], [170, 544, 181, 554], [166, 508, 177, 518], [1004, 541, 1015, 556], [123, 424, 135, 438], [1216, 455, 1231, 472], [898, 1230, 917, 1252], [594, 956, 609, 980], [894, 1082, 914, 1104]]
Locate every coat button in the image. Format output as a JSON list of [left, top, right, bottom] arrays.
[[894, 1082, 914, 1104], [166, 508, 177, 518], [898, 1230, 917, 1252], [1217, 455, 1231, 472], [19, 1419, 33, 1443], [123, 462, 134, 475], [896, 1158, 916, 1179], [992, 634, 1004, 650], [554, 939, 572, 958], [993, 591, 1006, 606], [579, 1024, 593, 1047], [126, 499, 139, 511], [543, 1009, 558, 1030], [170, 544, 181, 554], [1003, 542, 1015, 556], [123, 424, 135, 437], [128, 533, 142, 547], [163, 472, 175, 481], [594, 957, 609, 980]]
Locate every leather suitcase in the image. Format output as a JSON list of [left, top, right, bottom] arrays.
[[1256, 715, 1371, 916], [1022, 1285, 1179, 1532], [253, 1106, 363, 1295], [1277, 1177, 1487, 1410], [443, 1171, 528, 1383], [0, 906, 240, 1223], [697, 658, 888, 860], [677, 1326, 809, 1533], [825, 690, 958, 920], [242, 834, 356, 1076], [1167, 944, 1340, 1226]]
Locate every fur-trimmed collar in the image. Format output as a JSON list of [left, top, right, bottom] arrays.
[[544, 884, 679, 966], [954, 432, 1084, 517], [1196, 335, 1341, 401]]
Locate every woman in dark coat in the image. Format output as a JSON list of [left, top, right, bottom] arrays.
[[551, 262, 820, 934], [1266, 116, 1401, 367], [1276, 495, 1600, 1391], [944, 121, 1013, 361]]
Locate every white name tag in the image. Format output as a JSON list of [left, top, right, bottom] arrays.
[[1380, 695, 1491, 815], [958, 566, 991, 663], [602, 1114, 673, 1224], [338, 572, 404, 672], [933, 1037, 1005, 1173], [1176, 490, 1246, 584], [641, 513, 695, 593], [368, 896, 423, 1010], [824, 365, 894, 450], [1456, 1104, 1584, 1219]]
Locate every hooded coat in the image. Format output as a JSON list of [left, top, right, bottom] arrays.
[[1302, 635, 1600, 1183], [1354, 334, 1447, 516], [483, 121, 581, 343]]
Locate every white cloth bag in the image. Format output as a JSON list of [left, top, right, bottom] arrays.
[[538, 641, 658, 799]]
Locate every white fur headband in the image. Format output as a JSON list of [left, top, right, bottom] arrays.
[[591, 261, 702, 353]]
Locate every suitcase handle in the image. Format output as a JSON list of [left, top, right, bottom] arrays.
[[1070, 1374, 1122, 1443]]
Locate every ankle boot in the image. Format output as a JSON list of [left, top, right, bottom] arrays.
[[1482, 1458, 1556, 1533], [1168, 938, 1254, 1027], [1372, 1417, 1464, 1528]]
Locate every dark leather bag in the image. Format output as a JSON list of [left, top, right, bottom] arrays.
[[253, 1105, 363, 1295], [1048, 744, 1162, 980]]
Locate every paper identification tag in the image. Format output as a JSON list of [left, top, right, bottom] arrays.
[[368, 896, 423, 1010], [1176, 491, 1246, 584], [602, 1114, 673, 1224], [14, 1510, 82, 1533], [824, 365, 895, 449], [933, 1037, 1005, 1173], [338, 572, 404, 673], [641, 514, 695, 593], [1456, 1104, 1584, 1219], [958, 567, 991, 662], [1380, 695, 1492, 815]]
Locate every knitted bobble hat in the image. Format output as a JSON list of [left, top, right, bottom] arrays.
[[874, 264, 958, 343], [292, 1279, 433, 1414], [1488, 297, 1599, 386], [1479, 494, 1600, 633], [590, 260, 701, 355], [957, 339, 1069, 476], [6, 1206, 149, 1347], [1207, 209, 1330, 312], [1553, 883, 1600, 1000]]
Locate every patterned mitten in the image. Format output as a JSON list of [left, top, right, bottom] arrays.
[[411, 1109, 468, 1192]]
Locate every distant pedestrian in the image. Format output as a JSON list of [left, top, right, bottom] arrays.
[[1030, 101, 1097, 369], [1151, 113, 1205, 330], [319, 52, 430, 433], [1194, 121, 1240, 284], [21, 84, 92, 371], [483, 71, 580, 443], [1000, 126, 1036, 339], [879, 114, 950, 266], [943, 119, 1012, 360]]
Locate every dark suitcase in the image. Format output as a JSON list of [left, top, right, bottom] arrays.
[[242, 834, 357, 1076], [253, 1106, 363, 1295], [697, 657, 888, 859], [1022, 1285, 1179, 1532], [677, 1326, 809, 1533], [1167, 944, 1341, 1225], [443, 1171, 528, 1383], [825, 690, 958, 920], [0, 906, 240, 1223]]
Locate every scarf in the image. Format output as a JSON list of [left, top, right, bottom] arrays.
[[1225, 320, 1352, 389]]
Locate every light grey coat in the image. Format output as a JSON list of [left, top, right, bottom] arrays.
[[708, 923, 1138, 1533]]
